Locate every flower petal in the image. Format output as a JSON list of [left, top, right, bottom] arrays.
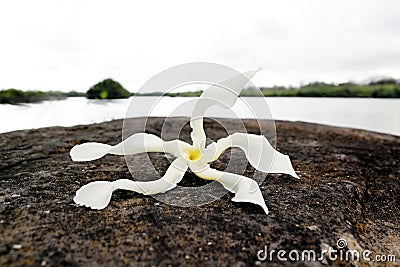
[[73, 181, 115, 209], [190, 69, 260, 148], [112, 157, 188, 195], [207, 133, 299, 178], [70, 133, 190, 161], [74, 158, 188, 209], [189, 163, 269, 214]]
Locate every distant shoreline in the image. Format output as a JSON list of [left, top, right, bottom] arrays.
[[0, 89, 85, 105], [136, 80, 400, 98], [1, 79, 400, 104]]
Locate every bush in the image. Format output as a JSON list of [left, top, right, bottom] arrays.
[[0, 89, 45, 104], [87, 79, 131, 99], [368, 78, 397, 85], [257, 82, 400, 98]]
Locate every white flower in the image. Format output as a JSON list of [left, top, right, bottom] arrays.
[[70, 70, 298, 214]]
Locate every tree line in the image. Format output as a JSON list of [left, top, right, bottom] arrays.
[[1, 78, 400, 104]]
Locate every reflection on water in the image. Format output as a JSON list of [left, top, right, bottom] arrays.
[[1, 97, 399, 136]]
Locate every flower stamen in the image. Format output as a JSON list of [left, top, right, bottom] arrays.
[[187, 148, 201, 161]]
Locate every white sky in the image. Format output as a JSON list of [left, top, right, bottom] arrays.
[[1, 0, 400, 92]]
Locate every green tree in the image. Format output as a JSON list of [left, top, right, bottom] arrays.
[[0, 89, 46, 104], [86, 78, 131, 99]]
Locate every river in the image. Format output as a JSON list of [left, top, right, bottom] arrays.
[[1, 97, 399, 136]]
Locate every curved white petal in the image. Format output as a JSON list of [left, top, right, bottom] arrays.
[[206, 133, 299, 178], [189, 163, 269, 214], [73, 181, 116, 209], [190, 69, 260, 148], [70, 133, 190, 161], [112, 157, 188, 195], [74, 158, 188, 209]]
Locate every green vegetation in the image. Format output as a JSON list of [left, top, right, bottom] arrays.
[[133, 92, 165, 96], [87, 78, 131, 99], [65, 91, 86, 97], [0, 89, 44, 104], [134, 78, 400, 98], [0, 89, 85, 104], [1, 78, 399, 104], [165, 91, 204, 97], [0, 77, 131, 104], [256, 81, 400, 98], [134, 90, 204, 97]]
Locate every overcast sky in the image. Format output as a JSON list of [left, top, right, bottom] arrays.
[[1, 0, 400, 92]]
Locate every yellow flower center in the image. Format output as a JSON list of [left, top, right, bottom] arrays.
[[187, 147, 201, 161]]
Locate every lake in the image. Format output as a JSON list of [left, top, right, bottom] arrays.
[[1, 97, 399, 136]]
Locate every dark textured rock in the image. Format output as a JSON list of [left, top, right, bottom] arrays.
[[0, 118, 399, 266]]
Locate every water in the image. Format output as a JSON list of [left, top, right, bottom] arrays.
[[1, 97, 399, 136]]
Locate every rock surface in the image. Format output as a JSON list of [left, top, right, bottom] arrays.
[[0, 118, 399, 266]]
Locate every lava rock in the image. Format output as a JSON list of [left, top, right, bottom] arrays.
[[0, 118, 399, 266]]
